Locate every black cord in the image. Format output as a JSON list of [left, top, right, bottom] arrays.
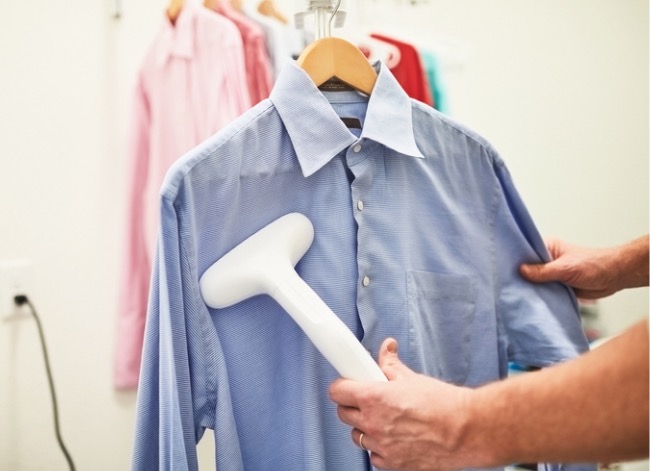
[[14, 295, 76, 471]]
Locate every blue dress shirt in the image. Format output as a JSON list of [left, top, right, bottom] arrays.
[[133, 61, 592, 471]]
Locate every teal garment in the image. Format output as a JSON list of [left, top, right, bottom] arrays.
[[420, 49, 450, 114]]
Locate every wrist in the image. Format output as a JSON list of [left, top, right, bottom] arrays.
[[452, 386, 504, 467], [614, 235, 649, 291]]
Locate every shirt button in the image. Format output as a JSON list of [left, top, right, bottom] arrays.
[[362, 276, 370, 287], [357, 200, 364, 211], [353, 143, 362, 153]]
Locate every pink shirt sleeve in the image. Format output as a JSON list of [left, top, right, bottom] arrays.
[[114, 76, 152, 389]]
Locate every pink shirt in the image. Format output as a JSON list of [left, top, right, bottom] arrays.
[[216, 1, 274, 105], [114, 1, 250, 389]]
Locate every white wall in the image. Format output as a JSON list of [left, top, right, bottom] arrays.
[[0, 1, 646, 470]]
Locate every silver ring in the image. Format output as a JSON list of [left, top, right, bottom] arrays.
[[359, 432, 367, 451]]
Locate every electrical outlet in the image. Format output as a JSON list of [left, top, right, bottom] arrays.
[[0, 259, 33, 318]]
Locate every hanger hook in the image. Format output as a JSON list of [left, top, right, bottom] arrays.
[[328, 0, 341, 35]]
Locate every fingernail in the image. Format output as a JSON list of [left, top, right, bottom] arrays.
[[387, 340, 397, 354]]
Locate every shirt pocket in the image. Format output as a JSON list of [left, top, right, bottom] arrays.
[[407, 270, 477, 385]]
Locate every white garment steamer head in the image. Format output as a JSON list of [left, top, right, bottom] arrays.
[[200, 213, 314, 308], [199, 213, 386, 382]]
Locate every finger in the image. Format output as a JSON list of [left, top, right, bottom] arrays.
[[543, 237, 566, 260], [336, 404, 362, 428], [352, 428, 373, 452], [329, 378, 362, 408], [519, 261, 562, 283], [574, 287, 607, 300], [378, 338, 412, 381], [378, 338, 398, 363], [368, 451, 389, 470]]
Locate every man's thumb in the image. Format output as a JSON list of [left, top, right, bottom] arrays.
[[519, 261, 561, 283], [378, 338, 410, 380]]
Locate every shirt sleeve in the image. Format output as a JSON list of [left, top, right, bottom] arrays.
[[491, 154, 590, 368], [131, 195, 208, 471], [114, 76, 153, 390], [491, 155, 596, 471]]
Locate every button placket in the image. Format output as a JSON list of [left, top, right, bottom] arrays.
[[348, 142, 371, 302], [350, 141, 366, 214]]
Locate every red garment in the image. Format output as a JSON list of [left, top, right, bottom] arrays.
[[369, 33, 433, 107]]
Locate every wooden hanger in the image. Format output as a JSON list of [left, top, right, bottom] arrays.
[[167, 0, 184, 23], [257, 0, 288, 24], [297, 37, 377, 96], [167, 0, 219, 23], [230, 0, 244, 11]]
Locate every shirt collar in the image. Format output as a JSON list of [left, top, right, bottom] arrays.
[[270, 61, 425, 178], [157, 0, 199, 64]]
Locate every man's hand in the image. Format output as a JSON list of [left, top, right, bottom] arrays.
[[519, 236, 649, 299], [329, 338, 478, 470]]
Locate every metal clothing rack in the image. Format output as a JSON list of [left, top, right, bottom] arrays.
[[294, 0, 347, 40]]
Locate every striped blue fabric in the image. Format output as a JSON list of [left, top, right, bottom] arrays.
[[132, 61, 593, 471]]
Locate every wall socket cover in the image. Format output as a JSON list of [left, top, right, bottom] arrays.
[[0, 259, 33, 318]]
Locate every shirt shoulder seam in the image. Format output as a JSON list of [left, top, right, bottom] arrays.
[[410, 101, 503, 164], [161, 100, 276, 202]]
